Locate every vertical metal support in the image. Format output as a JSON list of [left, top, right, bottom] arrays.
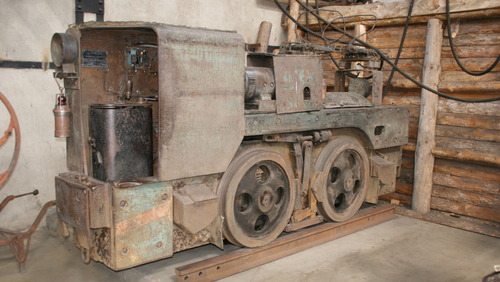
[[412, 19, 443, 213], [75, 0, 104, 24]]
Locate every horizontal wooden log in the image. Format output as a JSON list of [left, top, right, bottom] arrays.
[[396, 181, 500, 208], [393, 206, 500, 238], [434, 158, 500, 182], [295, 0, 500, 26], [401, 157, 500, 183], [380, 193, 500, 222], [435, 125, 500, 143], [383, 96, 500, 116], [377, 46, 500, 60], [433, 171, 500, 195], [432, 147, 500, 166], [403, 141, 500, 166], [432, 184, 499, 209], [435, 136, 499, 156], [431, 196, 500, 222], [437, 112, 500, 130]]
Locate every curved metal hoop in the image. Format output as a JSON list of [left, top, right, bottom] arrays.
[[0, 92, 21, 190]]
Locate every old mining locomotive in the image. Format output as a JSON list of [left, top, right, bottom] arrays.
[[51, 22, 408, 270]]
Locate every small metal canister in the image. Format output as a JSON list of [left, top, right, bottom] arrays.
[[53, 94, 72, 138], [89, 104, 153, 182]]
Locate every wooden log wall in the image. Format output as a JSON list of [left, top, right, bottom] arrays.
[[310, 17, 500, 226]]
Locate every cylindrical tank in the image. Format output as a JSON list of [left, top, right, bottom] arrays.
[[89, 104, 153, 182], [53, 94, 72, 138], [244, 67, 275, 102]]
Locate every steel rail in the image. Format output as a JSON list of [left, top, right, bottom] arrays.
[[175, 204, 396, 281]]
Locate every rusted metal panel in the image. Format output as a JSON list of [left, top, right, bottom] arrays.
[[173, 184, 218, 234], [155, 25, 245, 181], [274, 55, 323, 114], [55, 175, 93, 249], [112, 181, 173, 270], [245, 106, 409, 149]]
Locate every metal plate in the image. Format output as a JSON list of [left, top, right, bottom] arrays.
[[245, 106, 409, 150], [112, 181, 173, 270], [274, 55, 323, 114]]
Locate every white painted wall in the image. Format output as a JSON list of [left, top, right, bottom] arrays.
[[0, 0, 285, 230]]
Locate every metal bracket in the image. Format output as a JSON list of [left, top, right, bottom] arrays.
[[75, 0, 104, 24]]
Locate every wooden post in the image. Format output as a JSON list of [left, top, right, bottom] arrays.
[[256, 21, 273, 53], [287, 0, 300, 43], [353, 24, 367, 77], [412, 19, 443, 213]]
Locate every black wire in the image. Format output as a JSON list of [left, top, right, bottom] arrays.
[[275, 0, 363, 46], [275, 0, 500, 103], [446, 0, 500, 76], [383, 0, 414, 97]]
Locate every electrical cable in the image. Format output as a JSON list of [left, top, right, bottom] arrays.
[[383, 0, 414, 97], [274, 0, 500, 103], [445, 0, 499, 76]]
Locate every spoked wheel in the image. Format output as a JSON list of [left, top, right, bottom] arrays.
[[0, 92, 21, 190], [314, 136, 369, 222], [219, 149, 296, 247]]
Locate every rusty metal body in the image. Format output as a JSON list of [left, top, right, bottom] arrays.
[[51, 22, 408, 270]]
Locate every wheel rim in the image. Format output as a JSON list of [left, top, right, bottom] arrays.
[[219, 149, 295, 247], [315, 136, 369, 222]]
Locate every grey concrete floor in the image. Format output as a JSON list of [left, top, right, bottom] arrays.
[[0, 215, 498, 282]]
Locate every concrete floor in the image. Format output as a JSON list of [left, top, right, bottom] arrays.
[[1, 215, 498, 282]]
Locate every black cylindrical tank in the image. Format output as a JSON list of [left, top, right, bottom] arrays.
[[89, 104, 153, 182]]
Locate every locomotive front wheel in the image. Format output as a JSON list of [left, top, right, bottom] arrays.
[[315, 136, 369, 222], [219, 149, 296, 248]]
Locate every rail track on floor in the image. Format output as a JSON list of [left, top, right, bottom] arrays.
[[175, 204, 396, 281]]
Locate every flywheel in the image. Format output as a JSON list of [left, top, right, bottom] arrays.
[[314, 136, 369, 222], [218, 148, 296, 248]]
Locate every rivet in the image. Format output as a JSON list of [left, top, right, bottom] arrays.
[[162, 194, 169, 201], [156, 241, 163, 248], [122, 247, 128, 255], [120, 200, 128, 208]]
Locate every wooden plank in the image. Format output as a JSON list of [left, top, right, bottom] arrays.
[[434, 158, 500, 182], [381, 193, 500, 223], [433, 172, 500, 195], [297, 0, 500, 24], [435, 125, 500, 143], [413, 19, 443, 213], [437, 112, 500, 130], [393, 206, 500, 238], [396, 181, 499, 208], [431, 196, 500, 222], [175, 204, 396, 281], [435, 136, 500, 156], [432, 184, 499, 208], [383, 96, 500, 116]]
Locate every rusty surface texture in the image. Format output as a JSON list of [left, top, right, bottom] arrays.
[[0, 191, 54, 271], [89, 104, 153, 182], [0, 92, 21, 190], [112, 181, 173, 270], [274, 55, 324, 114], [175, 204, 396, 282], [155, 25, 246, 181], [245, 106, 409, 150]]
